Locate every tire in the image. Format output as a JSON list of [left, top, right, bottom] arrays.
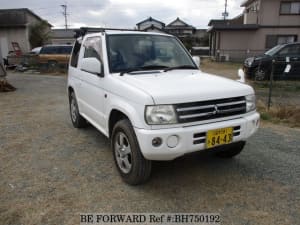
[[254, 68, 267, 81], [69, 91, 87, 128], [215, 141, 246, 158], [112, 119, 152, 185]]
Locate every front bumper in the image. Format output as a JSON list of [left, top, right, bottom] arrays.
[[134, 112, 260, 160]]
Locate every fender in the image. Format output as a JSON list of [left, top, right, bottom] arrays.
[[105, 94, 152, 134]]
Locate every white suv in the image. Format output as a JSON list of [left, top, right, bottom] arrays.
[[68, 29, 260, 185]]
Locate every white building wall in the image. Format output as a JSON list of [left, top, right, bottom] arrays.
[[0, 28, 28, 55]]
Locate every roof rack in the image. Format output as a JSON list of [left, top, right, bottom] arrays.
[[74, 27, 137, 38]]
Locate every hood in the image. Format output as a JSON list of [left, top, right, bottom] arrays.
[[116, 70, 254, 104]]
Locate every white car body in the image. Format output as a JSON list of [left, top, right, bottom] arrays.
[[68, 30, 260, 161]]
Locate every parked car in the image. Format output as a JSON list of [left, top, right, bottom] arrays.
[[244, 42, 300, 80], [39, 45, 72, 69], [68, 30, 260, 185]]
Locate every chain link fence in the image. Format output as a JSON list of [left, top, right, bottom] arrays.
[[250, 60, 300, 126], [215, 50, 265, 62]]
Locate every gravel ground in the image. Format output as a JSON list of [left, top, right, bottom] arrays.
[[1, 73, 300, 225]]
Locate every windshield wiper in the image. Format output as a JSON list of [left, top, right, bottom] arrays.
[[140, 65, 169, 70], [120, 68, 142, 76], [119, 65, 169, 76], [163, 65, 198, 72]]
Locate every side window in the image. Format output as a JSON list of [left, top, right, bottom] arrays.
[[278, 45, 300, 56], [60, 46, 72, 54], [40, 46, 55, 54], [70, 41, 81, 67], [83, 37, 102, 62], [49, 47, 58, 54]]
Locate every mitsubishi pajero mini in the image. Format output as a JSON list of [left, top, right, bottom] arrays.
[[67, 29, 260, 185]]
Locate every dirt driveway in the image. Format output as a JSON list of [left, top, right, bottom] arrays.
[[1, 73, 300, 225]]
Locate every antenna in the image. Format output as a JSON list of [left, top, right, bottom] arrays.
[[61, 4, 68, 30], [222, 0, 229, 20]]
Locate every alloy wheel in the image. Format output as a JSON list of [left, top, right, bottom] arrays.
[[114, 132, 132, 174]]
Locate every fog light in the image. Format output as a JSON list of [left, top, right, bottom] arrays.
[[167, 135, 179, 148], [152, 137, 162, 147]]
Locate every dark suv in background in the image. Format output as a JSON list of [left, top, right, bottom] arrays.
[[244, 42, 300, 80]]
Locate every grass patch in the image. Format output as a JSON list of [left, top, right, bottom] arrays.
[[252, 80, 300, 93], [260, 112, 272, 121], [257, 100, 300, 127], [201, 58, 243, 80]]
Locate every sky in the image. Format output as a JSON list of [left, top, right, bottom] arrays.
[[0, 0, 246, 29]]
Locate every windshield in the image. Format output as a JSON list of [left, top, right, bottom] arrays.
[[107, 34, 196, 73], [265, 45, 283, 56]]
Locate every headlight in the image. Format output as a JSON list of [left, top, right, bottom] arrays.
[[145, 105, 177, 125], [246, 94, 256, 112], [245, 57, 254, 66]]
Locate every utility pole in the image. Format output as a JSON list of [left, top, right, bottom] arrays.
[[222, 0, 229, 20], [61, 4, 68, 30]]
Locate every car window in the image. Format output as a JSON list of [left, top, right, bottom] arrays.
[[40, 46, 57, 54], [59, 46, 72, 54], [40, 46, 72, 55], [107, 34, 195, 73], [278, 45, 300, 56], [83, 37, 102, 62], [70, 41, 81, 68]]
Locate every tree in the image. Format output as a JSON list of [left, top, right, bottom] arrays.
[[29, 20, 50, 48]]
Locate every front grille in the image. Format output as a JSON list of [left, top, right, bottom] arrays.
[[193, 126, 241, 145], [176, 96, 246, 123]]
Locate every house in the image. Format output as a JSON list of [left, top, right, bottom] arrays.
[[136, 17, 165, 33], [136, 17, 208, 49], [51, 29, 75, 45], [136, 17, 197, 37], [0, 8, 52, 57], [208, 0, 300, 61], [165, 17, 196, 37]]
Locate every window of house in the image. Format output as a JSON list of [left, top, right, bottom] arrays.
[[266, 35, 298, 48], [246, 1, 260, 12], [280, 2, 300, 14]]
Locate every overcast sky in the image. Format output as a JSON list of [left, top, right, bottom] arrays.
[[0, 0, 246, 29]]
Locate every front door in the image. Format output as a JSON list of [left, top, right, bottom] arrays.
[[78, 36, 106, 130], [274, 44, 300, 79]]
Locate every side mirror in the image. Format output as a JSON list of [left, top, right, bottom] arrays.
[[192, 56, 200, 67], [81, 57, 103, 77], [237, 68, 245, 83]]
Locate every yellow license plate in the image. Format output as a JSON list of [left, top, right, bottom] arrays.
[[206, 127, 233, 149]]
